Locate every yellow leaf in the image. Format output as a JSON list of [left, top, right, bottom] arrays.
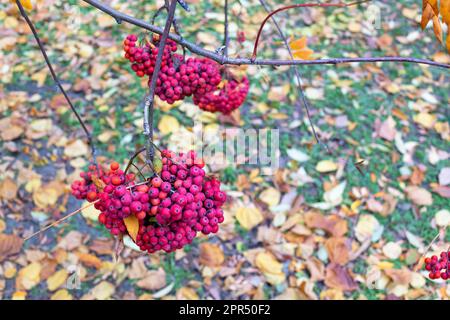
[[259, 187, 281, 207], [255, 251, 286, 285], [446, 34, 450, 51], [81, 200, 101, 221], [235, 206, 264, 230], [12, 291, 27, 300], [158, 115, 180, 135], [51, 289, 73, 300], [91, 281, 115, 300], [17, 262, 41, 290], [47, 269, 68, 291], [64, 139, 89, 158], [413, 112, 436, 129], [316, 160, 338, 173], [124, 215, 139, 242], [10, 0, 33, 11]]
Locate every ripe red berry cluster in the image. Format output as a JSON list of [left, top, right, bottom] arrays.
[[70, 150, 227, 253], [123, 34, 248, 113], [135, 150, 226, 253], [424, 251, 450, 280], [194, 76, 250, 114]]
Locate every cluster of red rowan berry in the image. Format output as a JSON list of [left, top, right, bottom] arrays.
[[70, 150, 227, 253], [123, 34, 249, 114], [424, 251, 450, 280]]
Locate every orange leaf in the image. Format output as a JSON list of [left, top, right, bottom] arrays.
[[441, 0, 450, 25], [432, 15, 443, 43], [289, 37, 308, 51], [123, 215, 139, 242], [421, 4, 435, 29], [10, 0, 33, 11], [446, 34, 450, 51], [293, 48, 314, 60], [423, 0, 439, 15]]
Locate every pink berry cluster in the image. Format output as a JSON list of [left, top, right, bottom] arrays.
[[425, 251, 450, 280], [123, 34, 248, 113], [194, 76, 250, 114], [70, 150, 227, 253]]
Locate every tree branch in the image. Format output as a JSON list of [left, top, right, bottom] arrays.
[[258, 0, 327, 151], [223, 0, 229, 58], [82, 0, 450, 69], [143, 0, 177, 164], [16, 0, 98, 163]]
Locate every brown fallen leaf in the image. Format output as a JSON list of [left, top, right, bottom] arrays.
[[136, 268, 167, 291], [325, 263, 357, 291], [0, 178, 19, 201], [304, 210, 348, 237], [199, 243, 225, 267], [325, 237, 351, 266], [0, 233, 23, 262], [76, 252, 103, 269]]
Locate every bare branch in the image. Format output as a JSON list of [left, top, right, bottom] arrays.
[[258, 0, 328, 151], [82, 0, 450, 69], [15, 0, 98, 163]]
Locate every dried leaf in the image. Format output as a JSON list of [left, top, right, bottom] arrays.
[[235, 206, 264, 230], [158, 115, 180, 135], [0, 233, 23, 262], [136, 268, 167, 291], [405, 186, 433, 206], [259, 187, 281, 207], [255, 251, 286, 285], [325, 237, 350, 266], [199, 243, 225, 267], [325, 263, 357, 291], [123, 215, 139, 242], [91, 281, 115, 300], [47, 269, 68, 291], [304, 211, 348, 237], [0, 178, 18, 201], [316, 160, 338, 173]]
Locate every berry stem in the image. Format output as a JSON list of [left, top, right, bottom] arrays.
[[251, 0, 372, 60], [15, 0, 98, 164], [143, 0, 178, 165]]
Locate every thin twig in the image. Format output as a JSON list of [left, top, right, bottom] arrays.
[[24, 181, 151, 242], [15, 0, 97, 163], [124, 147, 146, 174], [24, 200, 99, 241], [81, 0, 450, 69], [223, 0, 229, 58], [252, 1, 372, 60], [143, 0, 177, 165], [414, 231, 442, 272], [258, 0, 327, 151]]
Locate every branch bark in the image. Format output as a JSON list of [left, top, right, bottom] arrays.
[[82, 0, 450, 69], [143, 0, 177, 164]]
